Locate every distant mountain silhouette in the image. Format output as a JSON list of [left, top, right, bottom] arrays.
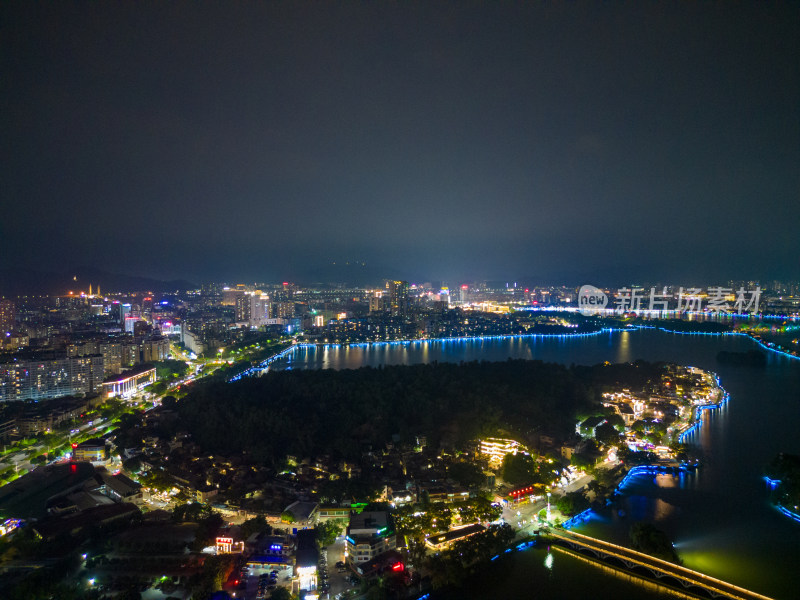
[[0, 267, 195, 297]]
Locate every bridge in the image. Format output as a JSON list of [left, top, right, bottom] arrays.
[[546, 528, 774, 600]]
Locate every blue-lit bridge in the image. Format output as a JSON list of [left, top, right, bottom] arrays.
[[547, 528, 773, 600]]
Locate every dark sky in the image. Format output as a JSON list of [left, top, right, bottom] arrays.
[[2, 3, 798, 285]]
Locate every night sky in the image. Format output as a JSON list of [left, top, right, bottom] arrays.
[[2, 3, 798, 285]]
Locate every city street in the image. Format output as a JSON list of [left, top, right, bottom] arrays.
[[321, 537, 357, 599], [500, 471, 595, 537]]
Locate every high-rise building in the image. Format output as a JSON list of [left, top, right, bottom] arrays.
[[200, 282, 223, 307], [249, 293, 270, 328], [272, 301, 295, 319], [0, 300, 15, 335], [0, 354, 105, 402], [368, 292, 386, 313], [235, 294, 251, 322], [99, 341, 124, 376], [141, 336, 170, 362], [119, 303, 131, 328], [222, 287, 245, 306], [124, 316, 140, 334], [387, 280, 409, 318]]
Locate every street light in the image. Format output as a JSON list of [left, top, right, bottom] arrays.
[[546, 492, 552, 520]]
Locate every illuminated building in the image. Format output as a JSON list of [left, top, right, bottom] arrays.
[[386, 280, 409, 318], [215, 535, 244, 554], [221, 287, 245, 306], [248, 293, 270, 328], [479, 437, 526, 466], [246, 534, 295, 571], [295, 529, 319, 594], [101, 365, 156, 398], [141, 337, 169, 362], [124, 316, 139, 333], [69, 339, 126, 376], [119, 303, 131, 327], [272, 300, 294, 319], [0, 518, 22, 538], [72, 438, 108, 462], [181, 326, 205, 355], [235, 293, 250, 322], [0, 332, 28, 351], [0, 354, 104, 402], [0, 300, 15, 335], [368, 291, 386, 313], [425, 523, 486, 550], [318, 506, 351, 521], [345, 511, 396, 565]]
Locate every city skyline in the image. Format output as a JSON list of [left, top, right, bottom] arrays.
[[2, 4, 799, 284]]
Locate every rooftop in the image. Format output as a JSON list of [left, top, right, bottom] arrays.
[[427, 523, 486, 546], [348, 511, 390, 536]]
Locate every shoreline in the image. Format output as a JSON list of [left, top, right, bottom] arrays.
[[677, 372, 730, 443], [215, 320, 800, 388], [231, 324, 799, 383]]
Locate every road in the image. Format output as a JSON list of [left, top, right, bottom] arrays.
[[500, 471, 597, 538]]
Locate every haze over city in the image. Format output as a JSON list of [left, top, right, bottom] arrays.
[[1, 5, 800, 600], [2, 3, 798, 285]]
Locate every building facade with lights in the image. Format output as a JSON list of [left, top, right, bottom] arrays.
[[72, 438, 108, 463], [0, 354, 105, 402], [345, 511, 396, 565], [479, 437, 526, 466], [101, 366, 156, 398]]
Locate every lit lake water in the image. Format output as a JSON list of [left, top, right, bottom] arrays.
[[271, 330, 800, 599]]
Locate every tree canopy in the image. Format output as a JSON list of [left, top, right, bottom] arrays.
[[629, 522, 679, 562], [176, 359, 653, 467]]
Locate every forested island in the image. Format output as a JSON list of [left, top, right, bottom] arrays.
[[176, 359, 668, 468]]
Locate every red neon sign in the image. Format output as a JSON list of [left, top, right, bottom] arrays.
[[392, 562, 403, 571], [510, 486, 534, 497]]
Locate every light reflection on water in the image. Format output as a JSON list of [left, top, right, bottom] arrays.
[[275, 329, 800, 599]]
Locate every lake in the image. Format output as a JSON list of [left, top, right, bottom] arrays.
[[272, 329, 800, 599]]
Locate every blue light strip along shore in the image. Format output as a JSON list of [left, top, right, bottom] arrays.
[[230, 327, 626, 381], [562, 508, 594, 530], [678, 373, 730, 443], [230, 321, 799, 383]]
